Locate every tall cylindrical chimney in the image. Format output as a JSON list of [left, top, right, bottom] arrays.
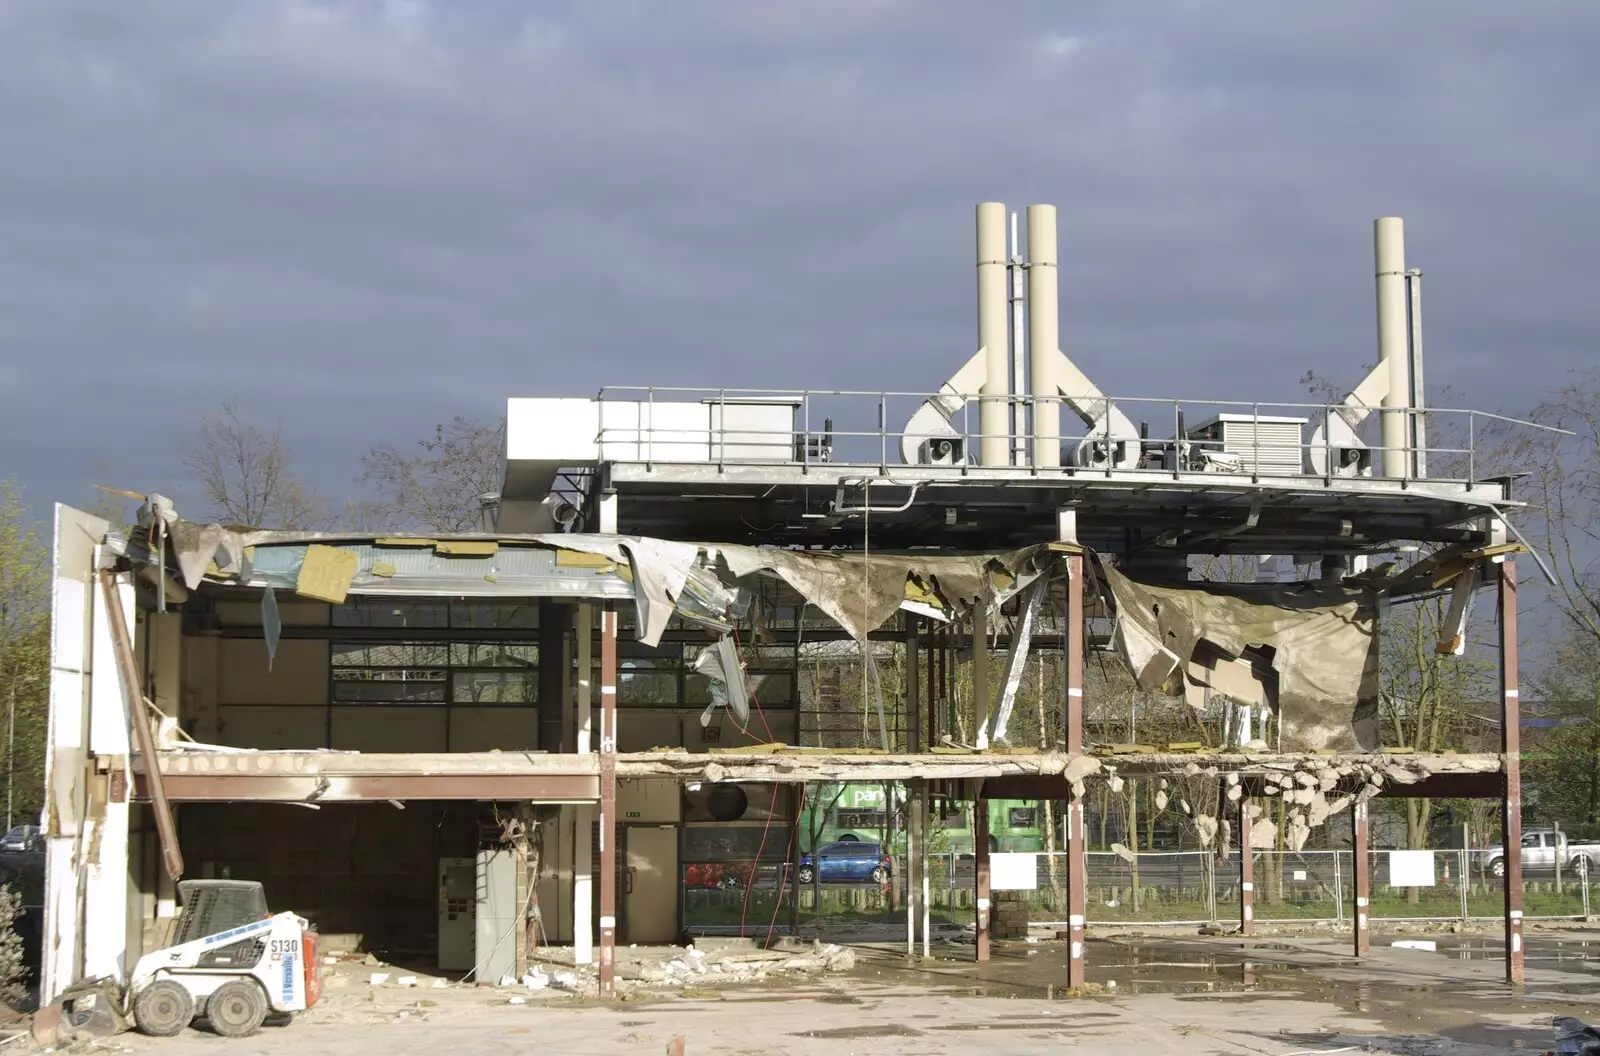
[[977, 203, 1010, 466], [1026, 205, 1061, 468], [1374, 217, 1411, 478]]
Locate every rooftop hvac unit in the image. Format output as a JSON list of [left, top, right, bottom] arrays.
[[1186, 414, 1307, 477]]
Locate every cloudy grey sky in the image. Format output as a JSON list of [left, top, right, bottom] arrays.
[[2, 0, 1597, 518]]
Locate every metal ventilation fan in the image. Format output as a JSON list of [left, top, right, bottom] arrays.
[[692, 636, 750, 727]]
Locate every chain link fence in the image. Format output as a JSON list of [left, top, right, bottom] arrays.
[[680, 849, 1598, 934]]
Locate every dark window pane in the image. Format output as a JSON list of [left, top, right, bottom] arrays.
[[332, 642, 449, 667], [332, 601, 449, 628], [452, 671, 538, 705], [449, 643, 539, 668], [332, 679, 446, 704], [449, 602, 538, 629]]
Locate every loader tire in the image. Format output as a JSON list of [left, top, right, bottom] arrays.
[[206, 980, 267, 1038], [134, 980, 194, 1037]]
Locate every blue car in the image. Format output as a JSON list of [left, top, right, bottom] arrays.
[[797, 841, 892, 885]]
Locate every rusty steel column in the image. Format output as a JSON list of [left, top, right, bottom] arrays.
[[975, 801, 991, 962], [1352, 799, 1371, 956], [1240, 796, 1254, 936], [788, 784, 802, 938], [1065, 550, 1087, 986], [1499, 559, 1525, 984], [598, 603, 619, 995]]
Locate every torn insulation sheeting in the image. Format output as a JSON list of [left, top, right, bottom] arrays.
[[296, 545, 360, 603], [1100, 562, 1381, 753]]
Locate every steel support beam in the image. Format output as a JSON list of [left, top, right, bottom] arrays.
[[1239, 797, 1254, 936], [99, 570, 182, 880], [136, 773, 598, 802], [788, 784, 801, 937], [905, 620, 921, 753], [1352, 799, 1370, 956], [1500, 559, 1525, 984], [598, 603, 619, 996], [1065, 550, 1087, 986], [974, 801, 991, 962], [906, 786, 918, 957]]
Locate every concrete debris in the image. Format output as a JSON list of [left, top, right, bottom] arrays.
[[1110, 842, 1137, 864], [369, 973, 390, 987], [1249, 818, 1278, 848], [1286, 813, 1311, 851], [1226, 771, 1240, 786], [522, 970, 548, 990], [1226, 784, 1243, 802], [1182, 762, 1202, 776], [1064, 756, 1102, 784], [1307, 792, 1331, 826], [395, 975, 418, 988], [1155, 791, 1169, 810], [1194, 815, 1218, 847], [507, 996, 526, 1006]]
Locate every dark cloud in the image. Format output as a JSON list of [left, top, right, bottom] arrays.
[[1, 1, 1595, 517]]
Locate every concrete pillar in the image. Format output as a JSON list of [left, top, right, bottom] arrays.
[[1239, 797, 1254, 936], [1375, 217, 1412, 478], [919, 786, 931, 958], [1352, 799, 1371, 956], [906, 787, 919, 957], [598, 605, 618, 995], [977, 203, 1011, 466], [84, 573, 133, 982], [972, 600, 989, 744], [975, 801, 991, 961]]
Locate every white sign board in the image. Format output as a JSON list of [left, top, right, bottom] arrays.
[[990, 853, 1038, 891], [1388, 850, 1437, 887]]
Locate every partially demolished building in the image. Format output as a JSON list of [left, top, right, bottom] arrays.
[[42, 205, 1544, 1003]]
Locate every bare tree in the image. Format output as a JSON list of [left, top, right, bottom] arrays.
[[358, 416, 505, 533], [179, 399, 329, 529], [1527, 370, 1600, 641]]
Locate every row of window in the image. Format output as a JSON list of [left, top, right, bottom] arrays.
[[329, 640, 796, 708]]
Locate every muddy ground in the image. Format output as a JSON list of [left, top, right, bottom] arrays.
[[68, 924, 1600, 1055]]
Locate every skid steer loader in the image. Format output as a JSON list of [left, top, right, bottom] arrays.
[[64, 879, 322, 1038]]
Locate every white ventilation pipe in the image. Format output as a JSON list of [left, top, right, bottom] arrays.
[[1026, 205, 1061, 468], [1374, 217, 1411, 478], [977, 203, 1010, 466]]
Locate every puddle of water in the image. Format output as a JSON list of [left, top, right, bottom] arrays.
[[794, 1025, 924, 1039]]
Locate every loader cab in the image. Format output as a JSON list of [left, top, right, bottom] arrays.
[[173, 880, 271, 945]]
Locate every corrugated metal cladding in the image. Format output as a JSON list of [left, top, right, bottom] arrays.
[[242, 543, 635, 599]]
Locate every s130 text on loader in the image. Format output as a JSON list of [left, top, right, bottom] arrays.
[[97, 879, 321, 1038]]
